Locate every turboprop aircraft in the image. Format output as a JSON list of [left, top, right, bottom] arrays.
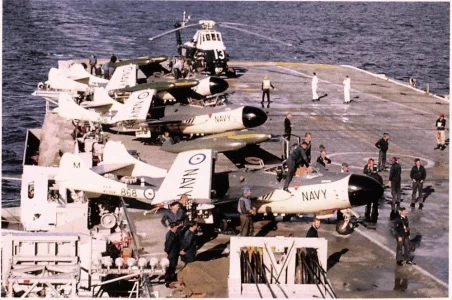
[[148, 149, 383, 235]]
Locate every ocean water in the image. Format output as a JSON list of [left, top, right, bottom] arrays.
[[2, 1, 449, 206]]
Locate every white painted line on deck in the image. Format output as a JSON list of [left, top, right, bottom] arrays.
[[276, 66, 443, 117], [341, 65, 450, 103], [354, 227, 448, 289]]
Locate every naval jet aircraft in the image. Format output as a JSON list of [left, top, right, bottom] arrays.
[[147, 149, 383, 235], [108, 63, 229, 104]]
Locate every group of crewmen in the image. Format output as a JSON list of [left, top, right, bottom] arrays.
[[88, 54, 118, 79], [159, 195, 198, 288], [281, 111, 447, 266]]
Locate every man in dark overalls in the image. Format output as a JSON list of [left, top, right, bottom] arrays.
[[164, 222, 181, 288], [283, 141, 309, 192], [363, 158, 383, 223], [389, 157, 402, 220]]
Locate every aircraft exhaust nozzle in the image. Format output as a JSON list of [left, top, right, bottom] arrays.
[[348, 174, 384, 207], [242, 106, 268, 128], [209, 77, 229, 95]]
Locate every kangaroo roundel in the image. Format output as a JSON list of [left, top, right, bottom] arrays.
[[189, 153, 207, 165], [144, 188, 155, 200]]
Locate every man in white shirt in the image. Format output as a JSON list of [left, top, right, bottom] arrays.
[[343, 75, 351, 104], [312, 72, 319, 101]]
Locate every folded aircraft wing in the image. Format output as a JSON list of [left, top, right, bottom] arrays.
[[151, 149, 213, 205], [56, 93, 104, 122], [68, 63, 108, 86], [112, 89, 155, 122], [105, 64, 137, 91], [80, 87, 117, 109], [223, 144, 282, 169]]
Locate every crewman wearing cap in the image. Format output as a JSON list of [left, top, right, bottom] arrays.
[[375, 132, 389, 171], [164, 221, 182, 288], [341, 163, 349, 173], [261, 75, 275, 108], [238, 187, 256, 236], [389, 157, 402, 220], [434, 114, 447, 150], [363, 158, 383, 222], [410, 158, 427, 210]]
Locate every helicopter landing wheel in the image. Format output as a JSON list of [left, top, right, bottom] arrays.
[[226, 67, 236, 78]]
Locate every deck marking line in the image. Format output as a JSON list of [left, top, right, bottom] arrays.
[[354, 227, 448, 289], [276, 66, 441, 117]]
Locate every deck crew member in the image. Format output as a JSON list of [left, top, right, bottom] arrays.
[[394, 208, 415, 266], [164, 222, 181, 288], [363, 158, 383, 223], [238, 187, 255, 236], [343, 75, 351, 104], [89, 54, 97, 75], [304, 132, 312, 165], [95, 64, 102, 77], [161, 202, 185, 228], [180, 221, 198, 264], [312, 72, 319, 101], [316, 150, 331, 172], [389, 157, 402, 220], [284, 112, 294, 141], [375, 132, 389, 171], [283, 141, 309, 191], [410, 158, 426, 210], [306, 218, 321, 238], [341, 163, 349, 173], [261, 75, 275, 108], [102, 63, 110, 79], [434, 114, 446, 150]]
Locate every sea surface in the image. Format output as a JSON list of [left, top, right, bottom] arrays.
[[2, 1, 450, 207]]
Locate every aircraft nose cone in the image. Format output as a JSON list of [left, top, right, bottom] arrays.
[[348, 174, 384, 206], [209, 77, 229, 94], [242, 106, 268, 128]]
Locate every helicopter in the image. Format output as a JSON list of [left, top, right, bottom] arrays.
[[149, 12, 292, 77]]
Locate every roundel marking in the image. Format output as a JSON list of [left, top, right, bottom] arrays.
[[144, 188, 155, 200], [138, 91, 150, 99], [122, 66, 133, 73], [189, 153, 206, 165]]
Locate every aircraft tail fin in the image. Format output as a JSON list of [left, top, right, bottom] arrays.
[[112, 89, 155, 122], [102, 140, 167, 178], [57, 93, 102, 122]]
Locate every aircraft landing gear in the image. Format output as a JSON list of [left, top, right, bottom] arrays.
[[336, 209, 355, 235], [226, 67, 236, 78]]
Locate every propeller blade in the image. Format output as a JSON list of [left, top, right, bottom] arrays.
[[218, 24, 293, 47], [217, 22, 263, 30], [149, 23, 200, 41]]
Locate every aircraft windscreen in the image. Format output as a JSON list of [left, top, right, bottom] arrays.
[[205, 34, 211, 41]]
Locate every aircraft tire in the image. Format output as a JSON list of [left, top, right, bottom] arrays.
[[336, 220, 354, 235], [282, 214, 294, 222]]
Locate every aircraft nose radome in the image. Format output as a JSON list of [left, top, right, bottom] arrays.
[[348, 174, 384, 207], [242, 106, 268, 128], [209, 77, 229, 95]]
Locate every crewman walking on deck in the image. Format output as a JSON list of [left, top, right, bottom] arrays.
[[164, 222, 181, 288], [284, 112, 294, 141], [394, 208, 415, 266], [312, 72, 319, 101], [261, 75, 275, 108], [238, 187, 255, 236], [375, 132, 389, 171], [410, 158, 426, 210], [89, 54, 97, 75], [389, 157, 402, 220], [343, 75, 351, 104], [434, 113, 447, 150]]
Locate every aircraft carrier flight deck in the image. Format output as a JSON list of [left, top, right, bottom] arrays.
[[5, 60, 449, 298]]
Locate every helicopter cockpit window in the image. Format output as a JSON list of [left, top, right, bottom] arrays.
[[205, 34, 211, 41], [216, 34, 222, 42], [211, 34, 217, 41]]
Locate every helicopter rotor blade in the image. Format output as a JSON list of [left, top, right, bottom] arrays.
[[218, 24, 293, 47], [149, 23, 199, 41], [217, 22, 263, 30]]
